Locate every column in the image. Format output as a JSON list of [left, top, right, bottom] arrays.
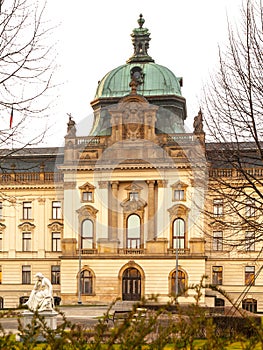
[[110, 181, 119, 241], [147, 180, 155, 241]]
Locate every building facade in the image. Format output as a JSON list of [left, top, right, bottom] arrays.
[[0, 16, 262, 312]]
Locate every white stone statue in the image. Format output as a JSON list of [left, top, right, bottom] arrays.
[[24, 272, 54, 312]]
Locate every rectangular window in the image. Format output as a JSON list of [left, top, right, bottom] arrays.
[[212, 266, 223, 285], [0, 232, 2, 251], [129, 192, 139, 201], [82, 192, 93, 202], [22, 232, 31, 251], [174, 190, 185, 201], [245, 266, 255, 286], [245, 231, 255, 251], [52, 201, 62, 219], [52, 232, 61, 251], [23, 202, 32, 220], [212, 231, 223, 251], [245, 199, 255, 217], [22, 265, 31, 284], [213, 199, 223, 216], [0, 202, 2, 219], [51, 265, 60, 284], [0, 265, 2, 284]]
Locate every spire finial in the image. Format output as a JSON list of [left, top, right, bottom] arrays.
[[126, 14, 154, 64], [138, 14, 145, 28]]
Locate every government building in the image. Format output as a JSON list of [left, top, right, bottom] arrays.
[[0, 15, 262, 313]]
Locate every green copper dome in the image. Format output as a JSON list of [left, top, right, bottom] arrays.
[[94, 62, 182, 99]]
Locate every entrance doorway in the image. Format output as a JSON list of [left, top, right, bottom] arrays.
[[122, 267, 141, 301]]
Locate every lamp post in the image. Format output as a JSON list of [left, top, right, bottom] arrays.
[[175, 232, 179, 296], [78, 233, 82, 304]]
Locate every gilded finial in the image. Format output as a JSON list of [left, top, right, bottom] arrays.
[[138, 14, 145, 28]]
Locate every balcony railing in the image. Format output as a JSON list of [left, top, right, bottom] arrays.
[[78, 249, 98, 255], [118, 248, 145, 255], [167, 248, 190, 255], [0, 172, 63, 184]]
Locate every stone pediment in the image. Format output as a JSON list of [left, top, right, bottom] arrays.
[[124, 183, 143, 192], [79, 182, 95, 190], [121, 198, 147, 213], [171, 180, 188, 189]]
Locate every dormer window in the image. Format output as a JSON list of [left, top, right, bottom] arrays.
[[171, 181, 187, 202], [79, 182, 95, 203], [129, 192, 139, 201], [174, 190, 185, 201], [82, 191, 93, 202]]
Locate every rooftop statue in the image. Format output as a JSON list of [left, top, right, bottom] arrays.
[[23, 272, 54, 312]]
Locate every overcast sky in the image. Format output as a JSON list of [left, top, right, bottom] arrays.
[[45, 0, 244, 146]]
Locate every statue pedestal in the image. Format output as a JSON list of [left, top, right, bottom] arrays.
[[22, 310, 58, 330]]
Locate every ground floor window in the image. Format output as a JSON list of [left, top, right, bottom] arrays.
[[171, 270, 187, 295], [242, 298, 257, 313], [80, 270, 93, 295], [122, 267, 141, 301]]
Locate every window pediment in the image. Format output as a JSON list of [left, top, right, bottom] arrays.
[[121, 198, 146, 213], [48, 221, 64, 231], [77, 205, 98, 218], [79, 182, 95, 191], [168, 204, 189, 217], [171, 181, 188, 189], [18, 222, 36, 230]]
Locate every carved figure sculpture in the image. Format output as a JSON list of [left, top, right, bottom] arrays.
[[24, 272, 54, 312]]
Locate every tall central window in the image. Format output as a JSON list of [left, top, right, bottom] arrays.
[[81, 219, 94, 249], [127, 214, 141, 249], [172, 218, 185, 249]]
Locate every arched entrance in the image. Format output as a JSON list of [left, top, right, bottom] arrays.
[[122, 267, 141, 301]]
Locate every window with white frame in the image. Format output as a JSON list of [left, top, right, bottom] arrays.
[[212, 266, 223, 285], [51, 265, 60, 284], [129, 192, 139, 201], [23, 202, 32, 220], [0, 232, 2, 251], [245, 231, 255, 251], [52, 201, 62, 219], [127, 214, 141, 249], [52, 232, 61, 251], [213, 199, 223, 216], [22, 265, 31, 284], [172, 218, 185, 249], [80, 270, 93, 295], [212, 231, 223, 251], [245, 266, 255, 286], [82, 191, 93, 202], [245, 199, 256, 217], [174, 189, 185, 201], [81, 219, 94, 249], [22, 232, 31, 251]]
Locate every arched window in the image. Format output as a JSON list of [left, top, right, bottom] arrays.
[[80, 270, 93, 295], [172, 218, 185, 249], [127, 214, 141, 249], [171, 270, 187, 295], [122, 267, 141, 301], [81, 219, 94, 249]]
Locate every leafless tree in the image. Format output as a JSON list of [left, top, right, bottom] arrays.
[[203, 0, 263, 250], [0, 0, 56, 155]]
